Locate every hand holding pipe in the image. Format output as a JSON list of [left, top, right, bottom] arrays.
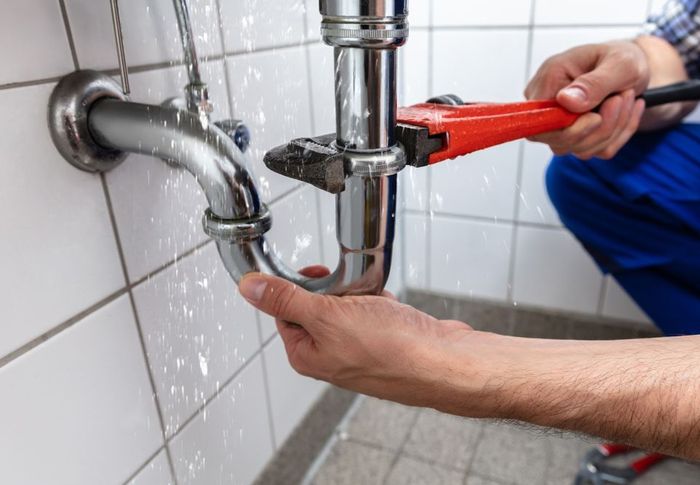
[[397, 79, 700, 167]]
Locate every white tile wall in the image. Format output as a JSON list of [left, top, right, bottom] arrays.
[[169, 356, 274, 485], [264, 336, 328, 446], [0, 0, 665, 483], [602, 277, 652, 323], [133, 244, 261, 437], [512, 226, 603, 314], [127, 451, 175, 485], [0, 296, 162, 485], [0, 0, 73, 84], [402, 0, 659, 322]]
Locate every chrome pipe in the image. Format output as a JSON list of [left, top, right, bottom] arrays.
[[87, 96, 395, 295]]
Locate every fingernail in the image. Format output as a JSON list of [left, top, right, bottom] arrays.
[[561, 86, 587, 102], [240, 275, 267, 304]]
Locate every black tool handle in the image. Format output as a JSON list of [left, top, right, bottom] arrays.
[[640, 79, 700, 108], [428, 80, 700, 110]]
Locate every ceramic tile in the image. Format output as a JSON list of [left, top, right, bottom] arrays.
[[404, 213, 429, 290], [0, 0, 73, 84], [264, 335, 328, 446], [534, 0, 649, 25], [601, 276, 652, 324], [433, 29, 529, 103], [0, 296, 162, 485], [431, 142, 521, 220], [433, 0, 532, 26], [429, 218, 512, 301], [517, 142, 561, 225], [170, 356, 274, 485], [410, 0, 431, 27], [220, 0, 305, 52], [132, 243, 260, 437], [0, 83, 124, 359], [343, 397, 419, 450], [401, 30, 430, 106], [649, 0, 669, 15], [305, 0, 323, 40], [386, 456, 464, 485], [312, 440, 395, 485], [529, 27, 641, 77], [127, 450, 175, 485], [316, 190, 339, 271], [513, 226, 603, 314], [226, 47, 311, 201], [106, 63, 231, 281], [66, 0, 222, 71], [403, 410, 482, 470], [307, 43, 336, 135], [267, 186, 324, 272], [471, 422, 549, 484], [402, 166, 430, 213]]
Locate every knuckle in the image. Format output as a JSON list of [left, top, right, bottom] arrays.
[[269, 285, 296, 318]]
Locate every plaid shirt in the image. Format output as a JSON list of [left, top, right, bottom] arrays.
[[645, 0, 700, 78]]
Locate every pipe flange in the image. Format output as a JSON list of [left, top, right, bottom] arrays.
[[202, 206, 272, 242], [48, 70, 129, 173], [342, 144, 406, 177]]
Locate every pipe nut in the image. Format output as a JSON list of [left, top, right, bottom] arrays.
[[202, 206, 272, 243]]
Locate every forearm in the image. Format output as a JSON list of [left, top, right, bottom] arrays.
[[635, 35, 698, 130], [433, 332, 700, 460]]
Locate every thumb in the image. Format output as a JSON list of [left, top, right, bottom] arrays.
[[239, 273, 324, 326], [558, 59, 629, 113]]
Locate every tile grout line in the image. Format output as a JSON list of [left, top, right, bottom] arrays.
[[404, 208, 564, 230], [0, 39, 322, 92], [57, 0, 80, 70], [99, 174, 180, 485], [461, 424, 487, 484], [258, 334, 279, 451], [506, 0, 538, 303], [596, 275, 610, 316], [120, 444, 167, 485], [0, 287, 128, 369], [424, 0, 435, 291], [300, 394, 366, 485], [381, 409, 423, 484]]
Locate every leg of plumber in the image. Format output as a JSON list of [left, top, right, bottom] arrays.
[[241, 3, 700, 460]]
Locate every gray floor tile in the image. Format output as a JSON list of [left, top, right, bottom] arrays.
[[634, 459, 700, 485], [464, 475, 508, 485], [406, 290, 457, 320], [451, 300, 515, 335], [311, 440, 395, 485], [471, 422, 549, 484], [402, 410, 482, 470], [342, 397, 419, 450], [512, 309, 571, 339], [569, 321, 639, 340], [543, 433, 595, 485], [385, 455, 465, 485]]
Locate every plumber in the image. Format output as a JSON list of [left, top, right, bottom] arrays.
[[241, 0, 700, 460]]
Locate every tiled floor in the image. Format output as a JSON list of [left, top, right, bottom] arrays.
[[302, 292, 700, 485], [308, 398, 700, 485]]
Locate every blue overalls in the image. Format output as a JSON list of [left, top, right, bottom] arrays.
[[547, 123, 700, 335]]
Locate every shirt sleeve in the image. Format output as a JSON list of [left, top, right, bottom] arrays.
[[644, 0, 700, 78]]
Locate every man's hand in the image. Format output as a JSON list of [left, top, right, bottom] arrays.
[[238, 268, 484, 409], [240, 270, 700, 460], [525, 40, 650, 160]]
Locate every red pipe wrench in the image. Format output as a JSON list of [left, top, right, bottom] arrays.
[[397, 79, 700, 167]]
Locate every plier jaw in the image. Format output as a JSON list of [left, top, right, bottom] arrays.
[[396, 99, 579, 167]]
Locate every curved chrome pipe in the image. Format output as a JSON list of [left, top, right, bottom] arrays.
[[88, 98, 395, 295]]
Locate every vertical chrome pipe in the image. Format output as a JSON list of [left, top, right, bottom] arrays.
[[108, 0, 130, 95]]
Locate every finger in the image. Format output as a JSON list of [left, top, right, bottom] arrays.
[[566, 95, 623, 157], [239, 273, 328, 327], [528, 112, 602, 149], [299, 265, 331, 278], [594, 98, 645, 160], [556, 55, 641, 113], [574, 91, 635, 159], [577, 90, 635, 159]]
